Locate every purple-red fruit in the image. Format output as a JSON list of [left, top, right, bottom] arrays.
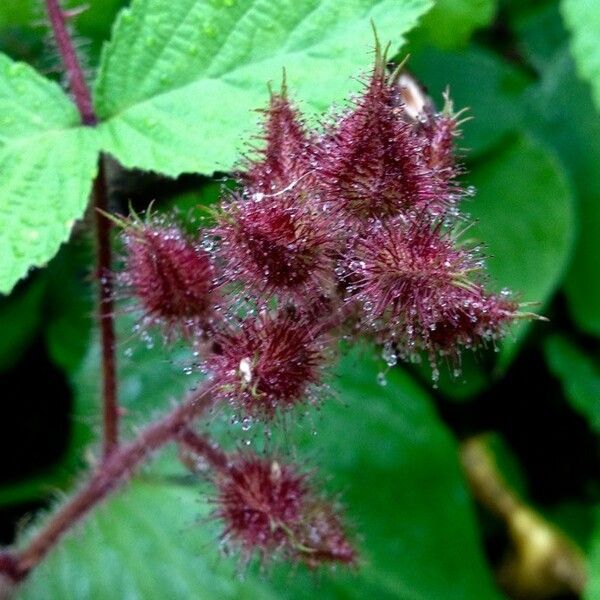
[[206, 312, 327, 419], [346, 217, 518, 358], [121, 219, 217, 335], [215, 454, 355, 567], [242, 87, 314, 192], [214, 190, 337, 303], [316, 60, 439, 221]]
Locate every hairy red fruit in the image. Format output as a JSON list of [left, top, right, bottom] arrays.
[[120, 217, 218, 335], [391, 72, 460, 176], [346, 217, 518, 359], [425, 292, 519, 355], [243, 86, 313, 192], [206, 312, 327, 420], [215, 454, 356, 567], [213, 190, 338, 304], [316, 59, 439, 221], [296, 499, 357, 568], [416, 93, 467, 206], [423, 113, 459, 173]]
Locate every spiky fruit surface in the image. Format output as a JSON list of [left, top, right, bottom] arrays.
[[242, 89, 313, 192], [345, 217, 518, 358], [206, 312, 327, 419], [120, 51, 524, 369], [317, 63, 437, 222], [117, 50, 526, 373], [214, 190, 337, 304], [215, 455, 355, 567], [417, 94, 465, 206], [121, 218, 217, 335]]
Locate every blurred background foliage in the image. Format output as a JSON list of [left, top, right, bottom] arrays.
[[1, 0, 600, 598]]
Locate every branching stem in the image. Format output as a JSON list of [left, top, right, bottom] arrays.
[[1, 382, 218, 582], [44, 0, 119, 458], [179, 428, 230, 474]]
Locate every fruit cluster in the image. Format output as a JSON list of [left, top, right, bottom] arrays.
[[118, 48, 520, 567]]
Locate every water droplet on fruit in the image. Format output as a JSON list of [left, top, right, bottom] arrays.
[[382, 343, 397, 367]]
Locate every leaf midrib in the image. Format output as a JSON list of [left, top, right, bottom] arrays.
[[0, 124, 88, 152]]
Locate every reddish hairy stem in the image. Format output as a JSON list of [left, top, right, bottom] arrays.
[[4, 383, 219, 581], [45, 0, 119, 457], [0, 552, 20, 583], [179, 428, 230, 474], [44, 0, 96, 126], [94, 159, 119, 458]]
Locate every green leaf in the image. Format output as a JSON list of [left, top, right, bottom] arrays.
[[0, 314, 194, 508], [74, 318, 196, 432], [276, 351, 504, 599], [0, 1, 38, 28], [18, 347, 503, 599], [562, 0, 600, 111], [410, 0, 497, 49], [511, 2, 567, 73], [409, 45, 530, 157], [0, 1, 125, 36], [68, 0, 129, 54], [0, 245, 93, 508], [544, 335, 600, 433], [0, 467, 76, 509], [525, 48, 600, 335], [162, 179, 233, 232], [94, 0, 433, 177], [0, 302, 221, 508], [0, 53, 99, 294], [542, 501, 596, 552], [584, 509, 600, 600], [44, 241, 94, 373], [0, 1, 127, 65], [467, 135, 574, 365]]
